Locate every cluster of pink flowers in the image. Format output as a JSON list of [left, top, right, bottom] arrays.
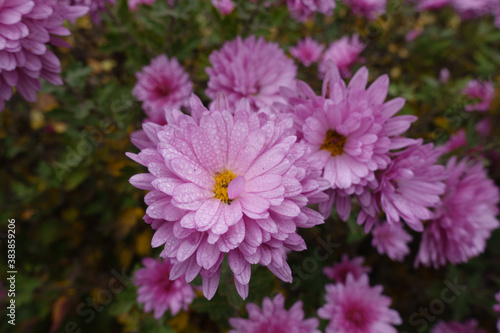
[[318, 271, 401, 332], [229, 293, 320, 333], [128, 33, 500, 327], [133, 257, 195, 318], [0, 0, 88, 111]]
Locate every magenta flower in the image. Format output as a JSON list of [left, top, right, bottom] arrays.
[[206, 36, 297, 111], [132, 55, 193, 124], [0, 0, 88, 111], [211, 0, 235, 15], [451, 0, 495, 20], [318, 274, 401, 333], [430, 319, 486, 333], [442, 129, 467, 153], [371, 222, 412, 261], [323, 254, 371, 283], [229, 293, 320, 333], [412, 0, 450, 11], [286, 0, 336, 22], [494, 292, 500, 331], [462, 79, 495, 112], [319, 35, 365, 78], [290, 37, 325, 67], [342, 0, 387, 19], [128, 0, 155, 11], [128, 94, 329, 300], [133, 257, 195, 319], [67, 0, 114, 24], [416, 157, 500, 268], [376, 140, 446, 231]]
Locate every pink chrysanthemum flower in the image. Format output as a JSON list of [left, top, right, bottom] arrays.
[[318, 274, 401, 333], [494, 292, 500, 331], [279, 65, 416, 223], [128, 0, 155, 11], [323, 254, 371, 283], [371, 222, 412, 261], [462, 79, 495, 112], [286, 0, 336, 22], [67, 0, 114, 24], [0, 0, 88, 111], [132, 55, 193, 124], [415, 157, 500, 268], [229, 293, 320, 333], [451, 0, 495, 20], [442, 129, 467, 153], [133, 257, 195, 319], [206, 36, 297, 111], [342, 0, 387, 19], [128, 94, 329, 300], [319, 35, 365, 78], [439, 68, 450, 83], [430, 319, 486, 333], [411, 0, 450, 11], [211, 0, 235, 15], [290, 37, 325, 67], [376, 140, 446, 232]]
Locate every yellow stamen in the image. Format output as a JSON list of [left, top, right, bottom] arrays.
[[321, 130, 346, 156], [213, 169, 237, 204]]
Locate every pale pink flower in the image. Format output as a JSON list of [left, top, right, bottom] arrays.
[[128, 94, 329, 300], [318, 274, 402, 333], [319, 35, 365, 78], [372, 222, 412, 261], [286, 0, 336, 22], [134, 257, 195, 319], [323, 254, 371, 283], [132, 55, 193, 124], [206, 36, 297, 111], [229, 293, 320, 333], [416, 157, 500, 268], [211, 0, 235, 15], [343, 0, 387, 19], [442, 129, 467, 153], [431, 319, 486, 333], [462, 79, 495, 112], [290, 37, 324, 67]]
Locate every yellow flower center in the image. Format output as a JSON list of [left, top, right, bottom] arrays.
[[213, 169, 237, 204], [321, 130, 346, 156]]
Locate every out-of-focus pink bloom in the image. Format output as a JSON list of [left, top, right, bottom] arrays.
[[206, 36, 297, 111], [134, 257, 195, 319], [323, 254, 371, 283], [318, 274, 402, 333], [286, 0, 336, 22], [229, 293, 320, 333], [440, 68, 450, 83], [372, 222, 413, 261], [132, 55, 193, 124], [319, 35, 365, 78], [128, 0, 155, 11], [290, 37, 324, 67], [67, 0, 114, 24], [343, 0, 387, 19], [211, 0, 235, 15], [476, 118, 491, 137], [405, 28, 423, 42], [416, 157, 500, 268], [411, 0, 451, 11], [451, 0, 496, 20], [442, 129, 467, 153], [462, 79, 495, 112], [430, 319, 486, 333], [494, 292, 500, 331]]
